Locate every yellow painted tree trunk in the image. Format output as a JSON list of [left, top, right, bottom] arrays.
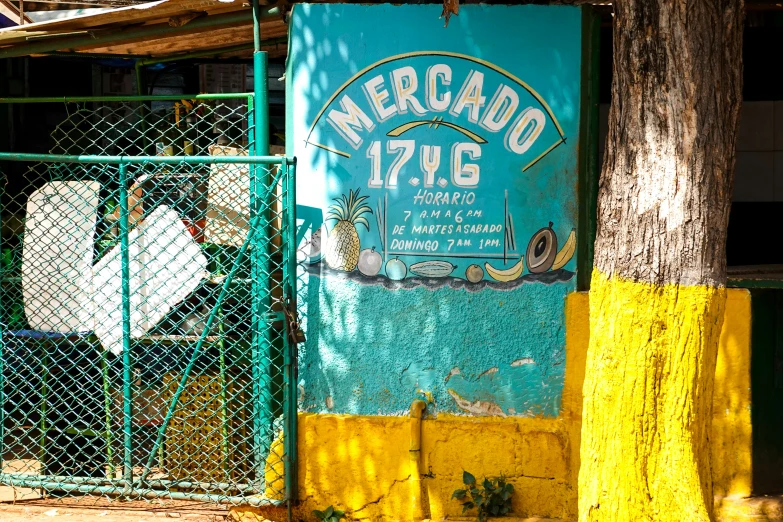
[[580, 273, 726, 521], [578, 1, 744, 521]]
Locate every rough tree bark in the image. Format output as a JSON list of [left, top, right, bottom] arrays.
[[578, 1, 743, 521]]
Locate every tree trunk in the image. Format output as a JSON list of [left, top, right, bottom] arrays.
[[578, 2, 743, 521]]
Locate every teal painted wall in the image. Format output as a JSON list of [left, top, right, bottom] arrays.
[[288, 4, 584, 416]]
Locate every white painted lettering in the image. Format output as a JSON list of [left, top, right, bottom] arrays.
[[362, 75, 397, 121], [450, 70, 486, 123], [386, 140, 415, 187], [326, 95, 375, 149], [426, 64, 452, 112], [451, 142, 481, 187], [391, 66, 427, 116], [366, 140, 382, 187], [506, 106, 546, 154], [480, 84, 519, 132], [420, 145, 441, 187]]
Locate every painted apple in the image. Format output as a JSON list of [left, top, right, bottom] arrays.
[[385, 257, 407, 281], [304, 224, 328, 264], [358, 247, 383, 276]]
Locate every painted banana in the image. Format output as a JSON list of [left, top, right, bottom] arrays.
[[410, 260, 457, 277], [484, 257, 525, 282], [552, 228, 576, 270]]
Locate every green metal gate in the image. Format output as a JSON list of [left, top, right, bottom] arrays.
[[0, 94, 298, 506]]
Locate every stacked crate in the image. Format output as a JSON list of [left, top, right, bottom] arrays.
[[162, 372, 251, 484]]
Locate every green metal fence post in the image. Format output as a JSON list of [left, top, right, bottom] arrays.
[[216, 250, 230, 479], [119, 162, 133, 488], [134, 61, 145, 97], [134, 62, 150, 154], [252, 4, 270, 158], [283, 160, 298, 503], [101, 352, 115, 478], [247, 94, 261, 486], [251, 0, 272, 486], [39, 347, 48, 477]]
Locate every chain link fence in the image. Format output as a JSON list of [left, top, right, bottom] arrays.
[[0, 95, 297, 506]]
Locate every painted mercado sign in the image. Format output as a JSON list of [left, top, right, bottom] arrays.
[[290, 4, 584, 417]]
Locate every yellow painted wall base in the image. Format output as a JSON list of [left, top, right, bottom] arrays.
[[232, 289, 753, 521]]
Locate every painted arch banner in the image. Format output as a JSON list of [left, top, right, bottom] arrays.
[[290, 4, 585, 417]]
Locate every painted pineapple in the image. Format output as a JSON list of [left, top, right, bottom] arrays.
[[324, 189, 372, 271]]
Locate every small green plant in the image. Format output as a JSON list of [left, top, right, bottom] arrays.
[[452, 471, 514, 521], [313, 505, 345, 522]]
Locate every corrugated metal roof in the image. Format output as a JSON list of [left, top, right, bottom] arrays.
[[0, 0, 287, 58], [28, 8, 116, 24]]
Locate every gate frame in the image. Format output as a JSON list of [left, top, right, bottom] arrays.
[[0, 0, 299, 504], [0, 149, 297, 506]]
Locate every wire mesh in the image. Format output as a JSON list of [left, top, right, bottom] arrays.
[[0, 98, 295, 506]]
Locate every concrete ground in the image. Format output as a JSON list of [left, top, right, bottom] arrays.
[[2, 495, 782, 522], [0, 498, 228, 522], [0, 459, 229, 521], [716, 495, 783, 522]]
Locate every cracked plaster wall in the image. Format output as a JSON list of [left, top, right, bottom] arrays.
[[234, 291, 753, 521], [299, 273, 573, 417], [291, 414, 575, 521]]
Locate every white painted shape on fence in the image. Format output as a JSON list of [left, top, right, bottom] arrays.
[[92, 205, 208, 355], [22, 181, 100, 333], [205, 145, 249, 246]]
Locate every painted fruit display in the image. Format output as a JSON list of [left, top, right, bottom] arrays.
[[552, 228, 576, 270], [385, 257, 407, 280], [358, 247, 383, 276], [466, 264, 484, 283], [485, 257, 525, 282], [324, 189, 372, 271], [410, 260, 456, 277], [526, 222, 558, 274]]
